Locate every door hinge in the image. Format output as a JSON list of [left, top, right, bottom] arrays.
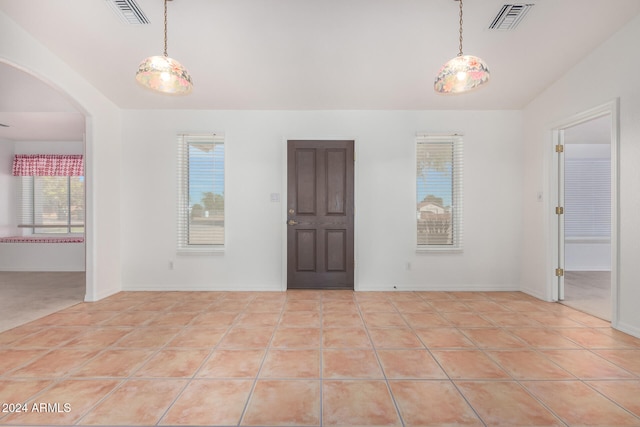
[[556, 206, 564, 215], [555, 144, 564, 153], [555, 268, 564, 277]]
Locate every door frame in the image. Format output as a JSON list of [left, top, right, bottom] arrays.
[[546, 99, 619, 325], [281, 137, 359, 291]]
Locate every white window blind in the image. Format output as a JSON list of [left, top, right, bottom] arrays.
[[178, 134, 225, 250], [564, 158, 610, 239], [17, 176, 85, 234], [416, 135, 463, 250]]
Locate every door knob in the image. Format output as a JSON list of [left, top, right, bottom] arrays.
[[287, 219, 298, 226]]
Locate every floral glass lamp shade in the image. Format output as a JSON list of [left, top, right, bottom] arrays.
[[136, 55, 193, 94], [434, 54, 490, 94], [135, 0, 193, 95], [434, 0, 490, 94]]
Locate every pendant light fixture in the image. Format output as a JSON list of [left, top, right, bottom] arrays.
[[434, 0, 489, 94], [135, 0, 193, 94]]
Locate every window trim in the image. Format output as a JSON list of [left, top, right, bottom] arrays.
[[177, 133, 226, 254], [415, 133, 463, 253]]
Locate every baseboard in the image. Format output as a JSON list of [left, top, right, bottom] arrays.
[[355, 284, 520, 292], [122, 284, 282, 292], [520, 286, 551, 302]]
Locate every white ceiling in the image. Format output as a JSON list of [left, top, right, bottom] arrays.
[[1, 0, 640, 141]]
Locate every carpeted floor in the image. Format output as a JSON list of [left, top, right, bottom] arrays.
[[0, 272, 85, 332]]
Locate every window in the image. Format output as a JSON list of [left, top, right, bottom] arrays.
[[416, 134, 463, 250], [18, 176, 85, 234], [178, 134, 225, 251], [13, 154, 84, 235]]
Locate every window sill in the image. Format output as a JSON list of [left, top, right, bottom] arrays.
[[416, 246, 463, 254], [177, 246, 225, 256]]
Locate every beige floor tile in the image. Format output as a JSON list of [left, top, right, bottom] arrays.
[[197, 349, 265, 378], [235, 312, 281, 327], [166, 327, 228, 348], [284, 300, 321, 312], [160, 379, 253, 425], [460, 328, 528, 349], [402, 312, 451, 328], [390, 380, 483, 426], [115, 328, 182, 349], [260, 349, 320, 378], [376, 349, 447, 379], [70, 349, 154, 377], [523, 380, 640, 426], [0, 379, 52, 404], [431, 350, 510, 380], [323, 349, 384, 379], [79, 379, 187, 425], [2, 379, 120, 425], [280, 311, 321, 328], [594, 349, 640, 376], [487, 350, 575, 380], [271, 327, 321, 348], [428, 300, 471, 313], [0, 325, 41, 346], [322, 327, 371, 348], [63, 327, 132, 348], [440, 312, 494, 328], [481, 312, 543, 327], [362, 312, 408, 328], [10, 327, 86, 349], [322, 300, 358, 313], [542, 349, 636, 379], [242, 380, 321, 426], [322, 380, 401, 426], [101, 310, 160, 327], [134, 349, 209, 378], [368, 328, 424, 349], [357, 301, 397, 313], [557, 327, 637, 349], [218, 326, 274, 348], [391, 300, 434, 313], [457, 381, 564, 426], [146, 312, 199, 327], [188, 312, 239, 327], [587, 380, 640, 417], [10, 349, 99, 378], [0, 349, 49, 374], [508, 328, 582, 349], [322, 312, 363, 328], [414, 328, 476, 349]]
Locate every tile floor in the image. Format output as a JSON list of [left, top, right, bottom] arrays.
[[1, 290, 639, 426]]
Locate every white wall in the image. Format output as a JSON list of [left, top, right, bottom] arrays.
[[121, 110, 523, 292], [522, 14, 640, 337], [1, 10, 123, 300]]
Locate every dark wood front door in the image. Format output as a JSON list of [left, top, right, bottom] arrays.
[[287, 140, 354, 289]]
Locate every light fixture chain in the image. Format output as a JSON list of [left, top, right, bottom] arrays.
[[163, 0, 168, 57], [458, 0, 464, 56]]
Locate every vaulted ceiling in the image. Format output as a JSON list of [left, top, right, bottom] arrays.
[[1, 0, 640, 140]]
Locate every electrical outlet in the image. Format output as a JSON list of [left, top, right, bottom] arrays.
[[406, 262, 411, 271], [169, 260, 174, 270]]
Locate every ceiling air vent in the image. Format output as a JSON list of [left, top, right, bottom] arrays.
[[489, 4, 534, 30], [105, 0, 150, 25]]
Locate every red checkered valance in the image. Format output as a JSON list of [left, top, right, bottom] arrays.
[[12, 154, 84, 176]]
